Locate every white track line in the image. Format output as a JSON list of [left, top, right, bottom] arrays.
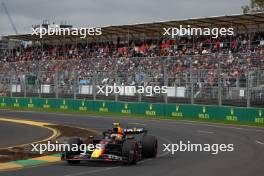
[[255, 140, 264, 145], [128, 122, 146, 126], [63, 167, 117, 176], [197, 130, 215, 134]]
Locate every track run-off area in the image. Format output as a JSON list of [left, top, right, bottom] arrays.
[[0, 118, 53, 149], [0, 109, 264, 176]]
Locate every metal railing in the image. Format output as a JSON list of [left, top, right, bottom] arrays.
[[0, 54, 264, 107]]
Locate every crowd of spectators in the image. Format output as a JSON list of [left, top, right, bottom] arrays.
[[0, 32, 264, 90]]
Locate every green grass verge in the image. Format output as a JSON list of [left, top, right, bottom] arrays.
[[0, 106, 263, 128]]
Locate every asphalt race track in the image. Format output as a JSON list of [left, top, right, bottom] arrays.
[[0, 120, 52, 148], [0, 109, 264, 176]]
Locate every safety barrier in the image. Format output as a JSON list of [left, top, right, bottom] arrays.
[[0, 97, 263, 125]]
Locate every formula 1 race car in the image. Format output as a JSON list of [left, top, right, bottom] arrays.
[[61, 123, 158, 165]]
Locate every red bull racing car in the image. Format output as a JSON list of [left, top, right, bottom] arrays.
[[61, 123, 158, 165]]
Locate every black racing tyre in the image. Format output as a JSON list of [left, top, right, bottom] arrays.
[[122, 139, 139, 165], [65, 138, 82, 164], [142, 135, 158, 158]]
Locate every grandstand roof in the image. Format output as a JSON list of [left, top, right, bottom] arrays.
[[7, 12, 264, 43]]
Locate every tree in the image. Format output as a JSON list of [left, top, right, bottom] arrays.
[[242, 0, 264, 13]]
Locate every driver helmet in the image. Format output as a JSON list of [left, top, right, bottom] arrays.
[[111, 123, 124, 140]]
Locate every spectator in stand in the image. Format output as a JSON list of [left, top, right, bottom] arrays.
[[0, 32, 264, 89]]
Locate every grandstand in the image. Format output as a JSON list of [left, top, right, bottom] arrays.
[[0, 13, 264, 107]]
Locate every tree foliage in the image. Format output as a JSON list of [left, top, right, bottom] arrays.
[[242, 0, 264, 13]]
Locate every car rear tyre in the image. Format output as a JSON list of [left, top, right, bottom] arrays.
[[142, 135, 158, 158]]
